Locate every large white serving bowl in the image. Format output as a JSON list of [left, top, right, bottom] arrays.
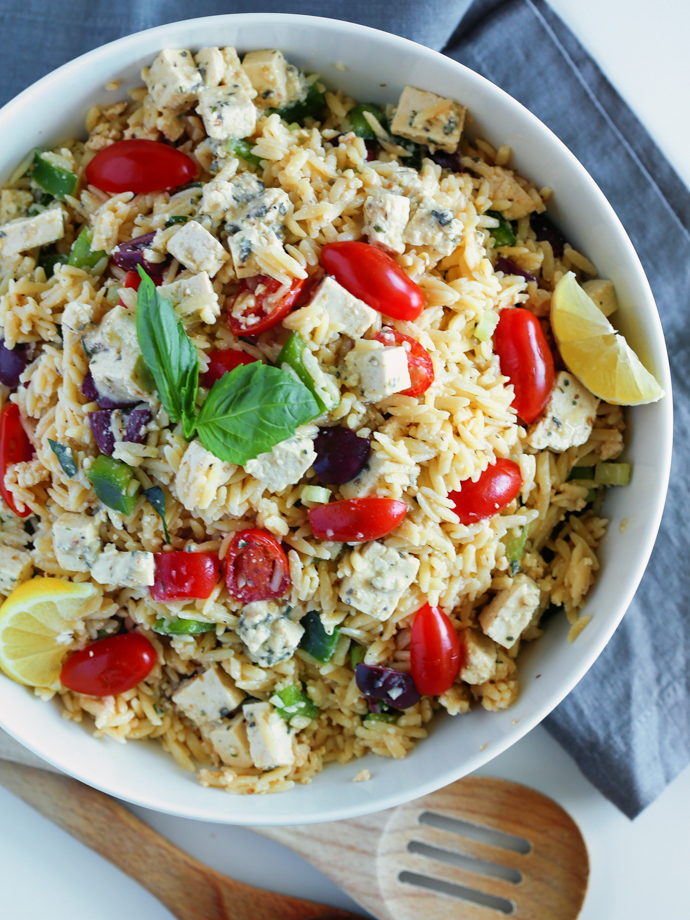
[[0, 14, 672, 825]]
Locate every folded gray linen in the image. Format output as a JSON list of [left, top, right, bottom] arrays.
[[0, 0, 686, 819]]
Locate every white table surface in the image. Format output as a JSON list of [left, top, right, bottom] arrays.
[[1, 2, 688, 917]]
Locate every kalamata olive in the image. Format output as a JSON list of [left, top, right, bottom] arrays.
[[81, 369, 137, 410], [89, 406, 152, 455], [530, 213, 566, 259], [125, 407, 151, 444], [89, 410, 116, 455], [0, 339, 28, 388], [111, 232, 168, 277], [430, 147, 463, 172], [355, 663, 421, 711], [364, 139, 379, 161], [494, 257, 538, 285], [313, 427, 371, 485]]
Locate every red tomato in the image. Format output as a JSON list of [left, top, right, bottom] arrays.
[[320, 241, 425, 321], [60, 633, 156, 697], [494, 308, 555, 423], [85, 140, 198, 195], [118, 270, 162, 305], [225, 529, 290, 603], [202, 350, 257, 388], [374, 328, 434, 397], [309, 498, 407, 542], [228, 275, 305, 337], [150, 551, 220, 602], [449, 459, 522, 526], [410, 603, 463, 696], [0, 403, 33, 518]]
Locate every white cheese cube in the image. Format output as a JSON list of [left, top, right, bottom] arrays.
[[166, 220, 229, 278], [85, 305, 151, 406], [196, 84, 257, 141], [175, 440, 234, 512], [0, 189, 33, 223], [172, 667, 245, 726], [339, 542, 419, 620], [241, 49, 292, 109], [459, 629, 497, 685], [227, 225, 285, 279], [582, 279, 618, 317], [404, 196, 461, 258], [343, 345, 411, 403], [363, 191, 410, 254], [470, 161, 542, 221], [479, 574, 540, 649], [237, 600, 304, 667], [91, 547, 155, 588], [205, 714, 253, 767], [157, 271, 219, 325], [144, 49, 202, 112], [194, 47, 226, 87], [200, 169, 264, 221], [527, 372, 599, 452], [53, 513, 102, 573], [243, 701, 294, 769], [0, 545, 32, 595], [390, 85, 466, 153], [307, 276, 377, 343], [219, 47, 257, 99], [0, 206, 65, 256], [226, 187, 292, 236], [245, 433, 316, 493]]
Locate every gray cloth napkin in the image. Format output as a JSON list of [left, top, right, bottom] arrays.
[[0, 0, 686, 819]]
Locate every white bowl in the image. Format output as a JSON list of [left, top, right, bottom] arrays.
[[0, 14, 672, 825]]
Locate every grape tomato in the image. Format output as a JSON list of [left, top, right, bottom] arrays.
[[60, 633, 156, 697], [225, 529, 290, 603], [85, 139, 197, 195], [449, 459, 522, 526]]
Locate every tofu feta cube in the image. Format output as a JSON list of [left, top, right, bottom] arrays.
[[0, 545, 32, 595], [307, 276, 377, 343], [226, 187, 291, 236], [174, 440, 234, 512], [205, 714, 253, 767], [459, 629, 497, 685], [339, 542, 419, 620], [241, 49, 303, 110], [527, 372, 599, 452], [0, 189, 33, 223], [166, 220, 229, 277], [363, 190, 410, 255], [227, 225, 285, 279], [53, 513, 102, 573], [157, 271, 219, 324], [200, 169, 264, 221], [243, 701, 294, 769], [245, 433, 316, 493], [84, 305, 151, 406], [390, 85, 466, 153], [469, 161, 542, 221], [172, 667, 246, 726], [343, 345, 411, 403], [0, 206, 65, 256], [144, 49, 202, 112], [237, 600, 304, 667], [582, 278, 618, 317], [91, 547, 155, 588], [196, 84, 256, 141], [479, 574, 540, 649], [194, 47, 226, 87], [219, 47, 257, 99], [404, 196, 461, 258]]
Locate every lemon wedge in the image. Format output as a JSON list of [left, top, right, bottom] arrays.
[[0, 577, 98, 688], [551, 272, 665, 405]]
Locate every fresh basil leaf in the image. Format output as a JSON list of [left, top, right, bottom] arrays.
[[48, 439, 77, 477], [196, 362, 320, 464], [144, 485, 170, 543], [136, 269, 198, 438]]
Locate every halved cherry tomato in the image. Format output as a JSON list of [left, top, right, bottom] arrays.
[[150, 551, 220, 602], [225, 528, 290, 603], [375, 328, 434, 397], [0, 403, 34, 518], [449, 459, 522, 526], [202, 350, 257, 388], [320, 241, 425, 321], [410, 603, 463, 696], [60, 633, 156, 697], [494, 308, 555, 423], [309, 498, 407, 542], [85, 139, 198, 195], [228, 275, 305, 337]]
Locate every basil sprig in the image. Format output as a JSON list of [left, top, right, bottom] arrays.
[[144, 485, 170, 543], [48, 439, 77, 477]]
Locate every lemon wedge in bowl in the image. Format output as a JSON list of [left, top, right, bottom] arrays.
[[0, 577, 98, 688], [551, 271, 665, 405]]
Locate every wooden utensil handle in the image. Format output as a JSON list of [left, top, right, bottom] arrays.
[[0, 761, 359, 920]]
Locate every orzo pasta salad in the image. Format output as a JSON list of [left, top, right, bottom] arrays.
[[0, 46, 662, 794]]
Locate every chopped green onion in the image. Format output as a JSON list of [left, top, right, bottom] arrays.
[[350, 643, 366, 668], [301, 484, 331, 504], [475, 311, 499, 342], [143, 485, 170, 543], [595, 462, 632, 487], [153, 618, 215, 635], [486, 210, 516, 247], [273, 82, 326, 124], [105, 284, 123, 306], [226, 138, 263, 167], [365, 711, 398, 724], [504, 522, 530, 565], [270, 685, 318, 723], [67, 227, 107, 271], [87, 455, 140, 515], [277, 331, 338, 414], [48, 439, 77, 477], [38, 250, 68, 279], [299, 610, 341, 663], [164, 215, 190, 228], [32, 151, 78, 200], [346, 103, 387, 139]]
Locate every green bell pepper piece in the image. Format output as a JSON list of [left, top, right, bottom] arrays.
[[32, 151, 78, 200], [504, 522, 530, 576], [273, 82, 326, 124], [271, 685, 319, 723], [87, 455, 140, 515], [595, 462, 632, 487], [67, 227, 107, 271], [486, 210, 517, 247], [226, 138, 263, 168], [346, 103, 387, 139], [350, 643, 366, 668], [365, 711, 398, 724], [153, 618, 216, 636], [299, 610, 341, 663]]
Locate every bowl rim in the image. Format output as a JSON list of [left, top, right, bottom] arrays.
[[0, 11, 673, 825]]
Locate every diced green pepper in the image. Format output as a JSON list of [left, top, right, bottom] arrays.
[[504, 523, 530, 564], [87, 455, 140, 515], [486, 210, 517, 247], [568, 466, 595, 481], [365, 711, 398, 724], [48, 439, 77, 478], [67, 227, 107, 271], [346, 103, 387, 139], [595, 462, 632, 487], [153, 618, 216, 635], [350, 643, 366, 668], [299, 610, 341, 663], [32, 151, 78, 200], [270, 685, 319, 723], [226, 138, 263, 168], [301, 485, 331, 504], [475, 311, 499, 342], [277, 331, 337, 414], [273, 82, 327, 124], [164, 215, 190, 228], [38, 250, 68, 279]]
